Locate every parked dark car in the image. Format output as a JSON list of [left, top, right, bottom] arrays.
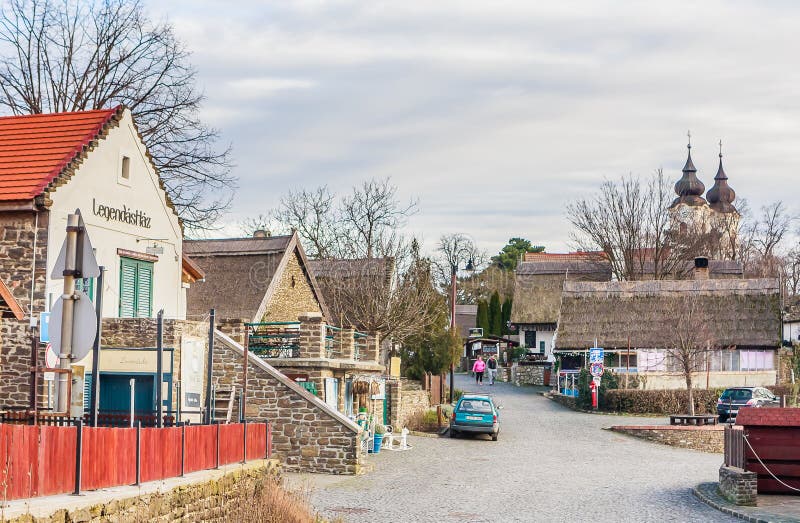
[[450, 394, 500, 441], [717, 386, 779, 422]]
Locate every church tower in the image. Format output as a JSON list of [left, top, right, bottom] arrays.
[[669, 136, 711, 234], [706, 143, 739, 258]]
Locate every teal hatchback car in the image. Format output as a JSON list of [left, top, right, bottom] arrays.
[[450, 394, 500, 441]]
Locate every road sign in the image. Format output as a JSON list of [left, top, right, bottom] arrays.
[[590, 362, 604, 377], [48, 290, 97, 361], [589, 347, 604, 364], [50, 210, 100, 280], [45, 343, 58, 368], [39, 312, 50, 342]]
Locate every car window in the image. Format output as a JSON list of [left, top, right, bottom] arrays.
[[720, 389, 752, 401], [458, 400, 493, 413]]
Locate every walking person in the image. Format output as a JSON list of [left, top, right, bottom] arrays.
[[473, 355, 486, 386], [487, 355, 498, 385]]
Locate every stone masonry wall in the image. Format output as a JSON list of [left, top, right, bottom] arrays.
[[6, 461, 280, 522], [719, 465, 757, 506], [213, 330, 363, 474], [610, 425, 724, 453], [262, 252, 322, 322], [387, 378, 431, 429], [513, 363, 550, 386], [0, 210, 49, 409]]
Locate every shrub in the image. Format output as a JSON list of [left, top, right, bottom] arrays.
[[405, 409, 441, 432], [576, 368, 619, 410], [603, 388, 726, 415]]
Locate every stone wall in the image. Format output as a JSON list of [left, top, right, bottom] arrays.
[[262, 251, 322, 322], [718, 465, 757, 506], [6, 461, 280, 522], [609, 425, 724, 453], [387, 378, 431, 429], [213, 330, 363, 474], [0, 210, 49, 409], [513, 363, 551, 386]]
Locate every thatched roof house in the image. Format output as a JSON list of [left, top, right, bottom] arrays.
[[184, 231, 330, 323], [511, 258, 612, 327], [555, 278, 781, 351]]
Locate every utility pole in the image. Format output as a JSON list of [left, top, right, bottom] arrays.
[[56, 213, 80, 413], [449, 264, 457, 404]]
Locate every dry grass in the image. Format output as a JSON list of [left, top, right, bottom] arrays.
[[228, 475, 323, 523], [405, 409, 441, 432]]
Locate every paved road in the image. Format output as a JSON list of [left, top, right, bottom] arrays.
[[299, 374, 734, 522]]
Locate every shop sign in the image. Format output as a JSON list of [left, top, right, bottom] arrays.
[[92, 198, 152, 228]]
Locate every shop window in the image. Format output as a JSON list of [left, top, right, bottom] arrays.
[[119, 257, 153, 318]]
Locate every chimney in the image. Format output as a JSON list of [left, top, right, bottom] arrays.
[[252, 229, 271, 238], [694, 256, 709, 280]]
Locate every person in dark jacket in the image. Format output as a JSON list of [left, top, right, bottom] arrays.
[[487, 355, 498, 385]]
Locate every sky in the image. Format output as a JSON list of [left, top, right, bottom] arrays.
[[149, 0, 800, 256]]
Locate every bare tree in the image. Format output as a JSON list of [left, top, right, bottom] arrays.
[[237, 214, 283, 237], [435, 233, 483, 290], [568, 170, 715, 281], [273, 186, 339, 258], [340, 178, 417, 258], [0, 0, 233, 229]]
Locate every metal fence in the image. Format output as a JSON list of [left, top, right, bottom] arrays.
[[247, 321, 300, 358], [354, 331, 368, 361]]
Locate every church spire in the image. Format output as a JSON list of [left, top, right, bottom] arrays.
[[707, 140, 737, 213], [671, 131, 706, 208]]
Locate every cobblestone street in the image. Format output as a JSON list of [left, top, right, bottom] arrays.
[[299, 374, 735, 522]]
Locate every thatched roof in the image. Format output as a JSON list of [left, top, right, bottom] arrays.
[[184, 232, 329, 322], [511, 260, 612, 325], [555, 278, 781, 350], [308, 257, 394, 329]]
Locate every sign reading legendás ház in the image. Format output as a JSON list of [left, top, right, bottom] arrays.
[[92, 198, 151, 228]]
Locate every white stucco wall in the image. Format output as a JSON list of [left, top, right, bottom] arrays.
[[46, 109, 184, 319], [639, 371, 777, 390]]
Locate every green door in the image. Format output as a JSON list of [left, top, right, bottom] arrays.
[[119, 257, 153, 318], [99, 374, 155, 413]]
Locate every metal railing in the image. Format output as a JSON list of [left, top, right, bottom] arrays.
[[247, 321, 300, 358], [724, 425, 746, 469], [325, 325, 341, 358], [354, 331, 368, 361]]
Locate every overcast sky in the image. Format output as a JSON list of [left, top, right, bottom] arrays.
[[151, 1, 800, 256]]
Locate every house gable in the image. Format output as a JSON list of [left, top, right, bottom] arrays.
[[260, 248, 323, 322]]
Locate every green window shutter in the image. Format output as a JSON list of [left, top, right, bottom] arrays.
[[84, 373, 93, 413], [119, 259, 137, 317], [136, 262, 153, 318]]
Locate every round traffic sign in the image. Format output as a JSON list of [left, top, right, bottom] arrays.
[[45, 343, 58, 368], [48, 290, 98, 361], [589, 362, 604, 377]]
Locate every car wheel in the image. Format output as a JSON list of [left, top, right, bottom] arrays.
[[449, 429, 457, 438], [719, 414, 728, 423], [491, 433, 498, 441]]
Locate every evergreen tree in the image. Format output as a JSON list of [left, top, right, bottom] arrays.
[[476, 300, 490, 334], [491, 238, 545, 271], [489, 291, 502, 336], [501, 297, 513, 336]]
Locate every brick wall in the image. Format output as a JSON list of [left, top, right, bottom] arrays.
[[719, 465, 757, 506], [0, 210, 49, 409], [262, 252, 322, 322], [610, 425, 724, 453], [213, 330, 363, 474]]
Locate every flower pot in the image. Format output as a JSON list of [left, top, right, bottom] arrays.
[[370, 433, 385, 454]]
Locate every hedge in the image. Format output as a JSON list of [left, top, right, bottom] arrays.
[[601, 385, 796, 416]]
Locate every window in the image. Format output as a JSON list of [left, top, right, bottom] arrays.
[[121, 156, 130, 179], [524, 330, 536, 348], [539, 341, 545, 353], [119, 257, 153, 318], [740, 350, 774, 371]]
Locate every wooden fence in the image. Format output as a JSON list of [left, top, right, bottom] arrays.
[[723, 425, 745, 469], [0, 421, 271, 502]]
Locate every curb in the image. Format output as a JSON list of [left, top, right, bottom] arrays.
[[408, 430, 441, 439], [692, 482, 800, 523]]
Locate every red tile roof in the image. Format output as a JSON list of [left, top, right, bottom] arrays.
[[0, 107, 121, 201]]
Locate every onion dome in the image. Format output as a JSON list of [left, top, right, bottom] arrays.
[[671, 141, 706, 208], [707, 146, 736, 213]]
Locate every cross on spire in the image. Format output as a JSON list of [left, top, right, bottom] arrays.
[[687, 130, 692, 149], [719, 139, 723, 158]]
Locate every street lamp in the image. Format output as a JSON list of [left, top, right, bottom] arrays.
[[449, 257, 474, 403]]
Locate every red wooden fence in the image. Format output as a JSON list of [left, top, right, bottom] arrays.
[[0, 422, 271, 502]]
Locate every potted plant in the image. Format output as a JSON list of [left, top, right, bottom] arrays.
[[370, 424, 386, 454]]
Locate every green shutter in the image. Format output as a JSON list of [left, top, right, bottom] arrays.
[[119, 257, 154, 318], [119, 259, 137, 317], [136, 262, 153, 318], [84, 373, 93, 413]]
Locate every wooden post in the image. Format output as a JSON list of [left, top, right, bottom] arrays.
[[242, 326, 248, 423], [73, 419, 83, 495]]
